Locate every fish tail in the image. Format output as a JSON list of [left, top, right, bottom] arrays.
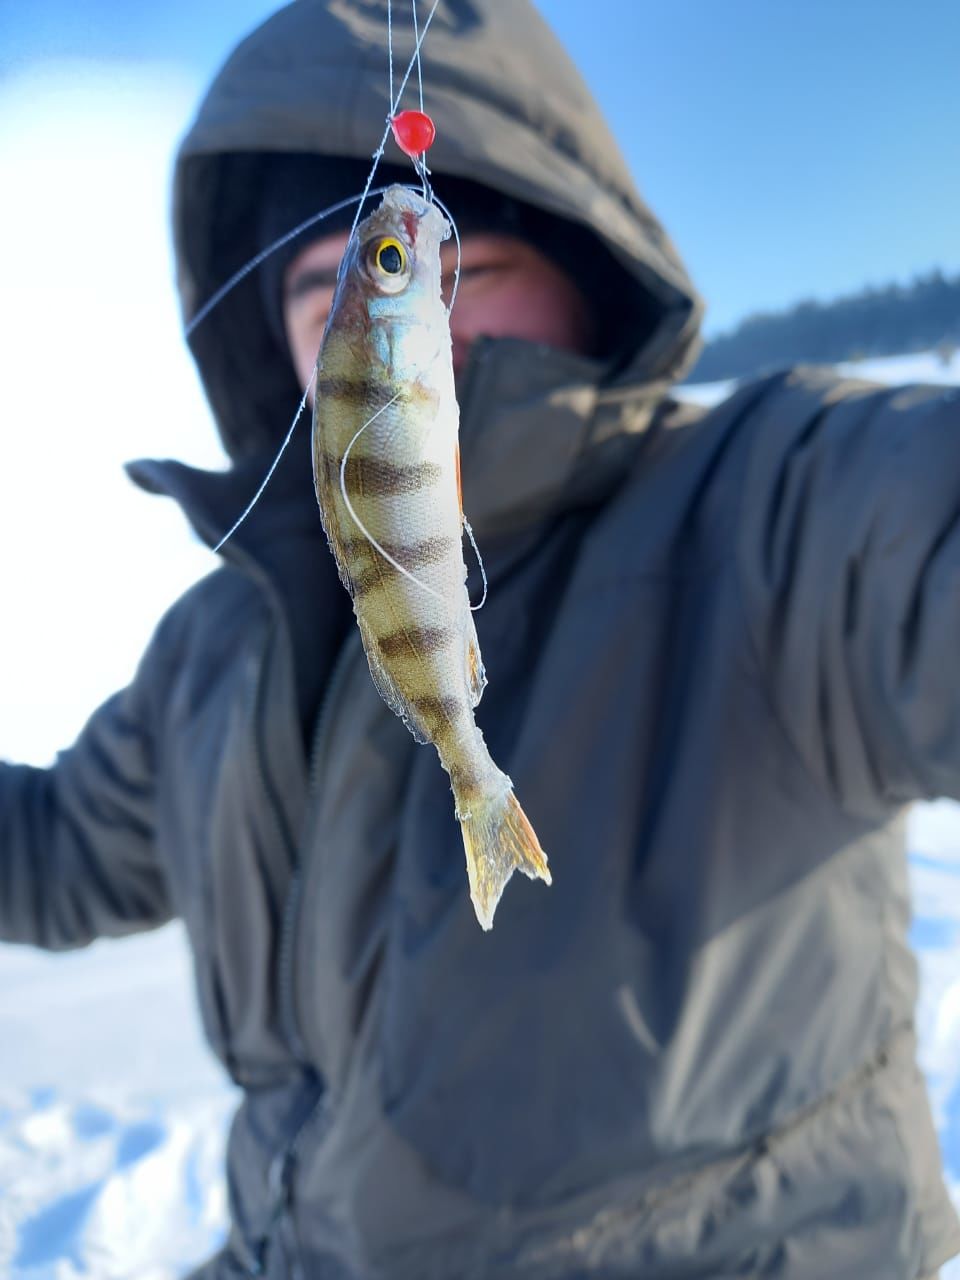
[[457, 785, 551, 931]]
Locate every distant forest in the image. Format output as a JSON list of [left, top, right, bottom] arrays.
[[688, 269, 960, 382]]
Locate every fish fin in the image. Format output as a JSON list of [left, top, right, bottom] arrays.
[[355, 616, 430, 745], [319, 513, 357, 600], [312, 432, 357, 601], [465, 615, 487, 708], [458, 787, 551, 931], [455, 442, 484, 707]]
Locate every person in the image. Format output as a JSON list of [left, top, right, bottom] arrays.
[[2, 2, 958, 1277]]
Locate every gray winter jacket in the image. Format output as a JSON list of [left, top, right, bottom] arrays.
[[2, 2, 959, 1277]]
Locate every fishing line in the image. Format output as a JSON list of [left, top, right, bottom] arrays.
[[387, 0, 395, 114], [203, 182, 413, 555], [209, 173, 443, 556], [429, 190, 488, 610], [412, 0, 425, 113], [190, 0, 441, 341], [336, 188, 488, 612], [209, 0, 452, 556], [212, 378, 314, 554], [206, 0, 441, 551], [335, 3, 467, 599], [345, 0, 442, 246], [340, 391, 488, 612], [430, 190, 462, 314], [338, 393, 446, 605], [186, 189, 392, 340], [463, 517, 488, 611]]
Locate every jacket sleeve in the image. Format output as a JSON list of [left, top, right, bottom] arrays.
[[735, 365, 960, 817], [0, 616, 176, 950]]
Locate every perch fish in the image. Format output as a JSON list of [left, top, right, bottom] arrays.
[[311, 185, 550, 929]]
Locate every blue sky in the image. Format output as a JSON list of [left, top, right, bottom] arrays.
[[3, 0, 958, 334]]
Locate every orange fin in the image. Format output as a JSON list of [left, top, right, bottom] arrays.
[[458, 788, 550, 931], [465, 616, 487, 707]]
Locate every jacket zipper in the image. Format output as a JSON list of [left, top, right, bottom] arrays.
[[204, 623, 278, 1075], [215, 544, 308, 1061], [243, 617, 311, 1069], [247, 632, 362, 1276], [276, 628, 362, 1066], [198, 544, 349, 1272], [214, 550, 318, 1070]]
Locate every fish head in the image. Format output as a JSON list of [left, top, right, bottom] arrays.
[[335, 185, 451, 329]]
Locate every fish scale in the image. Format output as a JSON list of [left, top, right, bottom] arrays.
[[311, 185, 551, 929]]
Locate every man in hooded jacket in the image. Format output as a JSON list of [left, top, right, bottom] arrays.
[[2, 2, 959, 1278]]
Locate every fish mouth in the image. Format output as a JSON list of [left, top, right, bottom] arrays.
[[361, 184, 451, 251]]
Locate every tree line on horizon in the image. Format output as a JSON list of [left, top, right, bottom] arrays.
[[689, 269, 960, 383]]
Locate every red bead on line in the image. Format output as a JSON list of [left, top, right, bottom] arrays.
[[391, 109, 436, 159]]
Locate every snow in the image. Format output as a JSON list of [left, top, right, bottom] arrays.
[[909, 800, 960, 1246], [0, 63, 225, 767], [674, 377, 738, 407], [0, 59, 958, 1279], [679, 348, 960, 409], [0, 928, 236, 1279]]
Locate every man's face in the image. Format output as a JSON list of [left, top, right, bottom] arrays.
[[282, 229, 595, 396]]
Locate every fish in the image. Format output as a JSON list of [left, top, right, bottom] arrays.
[[311, 185, 551, 930]]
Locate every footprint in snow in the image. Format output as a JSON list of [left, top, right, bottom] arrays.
[[115, 1118, 166, 1169], [13, 1181, 102, 1269]]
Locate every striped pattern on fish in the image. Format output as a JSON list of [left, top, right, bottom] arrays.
[[311, 185, 550, 929]]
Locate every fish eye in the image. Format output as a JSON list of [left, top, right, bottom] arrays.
[[374, 237, 406, 276]]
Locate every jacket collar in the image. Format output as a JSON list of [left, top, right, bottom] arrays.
[[126, 337, 665, 578]]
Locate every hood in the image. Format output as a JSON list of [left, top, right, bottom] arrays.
[[173, 0, 703, 463]]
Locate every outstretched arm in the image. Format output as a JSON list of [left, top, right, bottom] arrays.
[[736, 366, 960, 817], [0, 623, 174, 950]]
